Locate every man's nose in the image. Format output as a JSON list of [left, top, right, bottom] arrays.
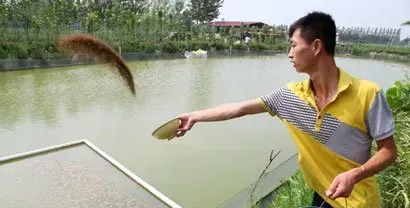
[[288, 49, 293, 59]]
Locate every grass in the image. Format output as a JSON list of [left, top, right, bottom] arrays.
[[377, 111, 410, 208], [250, 171, 313, 208], [268, 171, 314, 208]]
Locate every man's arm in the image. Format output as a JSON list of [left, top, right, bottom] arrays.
[[175, 99, 266, 137], [326, 136, 397, 199]]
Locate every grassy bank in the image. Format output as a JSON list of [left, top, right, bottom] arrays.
[[1, 36, 409, 61], [334, 43, 410, 63], [262, 78, 410, 208], [347, 44, 410, 63], [0, 39, 289, 60], [267, 171, 313, 207]]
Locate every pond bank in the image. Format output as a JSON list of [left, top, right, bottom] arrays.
[[0, 49, 283, 71], [3, 46, 408, 71]]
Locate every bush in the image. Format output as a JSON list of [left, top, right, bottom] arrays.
[[27, 42, 47, 59], [139, 42, 157, 53], [159, 41, 181, 53], [232, 43, 247, 50], [271, 42, 288, 52], [16, 45, 29, 59], [379, 78, 410, 207], [249, 43, 270, 51], [386, 77, 410, 113], [376, 111, 410, 208], [0, 42, 29, 59], [182, 41, 207, 51], [350, 44, 410, 57], [121, 41, 141, 52], [209, 41, 227, 50]]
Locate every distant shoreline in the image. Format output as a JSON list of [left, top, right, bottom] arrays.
[[1, 49, 409, 71], [0, 49, 282, 71]]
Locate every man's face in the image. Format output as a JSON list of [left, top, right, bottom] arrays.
[[288, 28, 316, 73]]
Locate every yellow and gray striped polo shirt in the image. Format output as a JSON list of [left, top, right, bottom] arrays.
[[258, 68, 394, 208]]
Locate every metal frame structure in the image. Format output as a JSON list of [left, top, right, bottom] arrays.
[[0, 139, 181, 208]]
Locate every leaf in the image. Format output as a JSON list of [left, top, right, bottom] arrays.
[[395, 81, 403, 87]]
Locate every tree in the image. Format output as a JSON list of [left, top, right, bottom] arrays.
[[120, 0, 148, 14], [84, 11, 100, 34], [403, 21, 410, 26], [0, 0, 9, 28], [170, 0, 185, 21], [189, 0, 223, 24], [181, 8, 192, 30]]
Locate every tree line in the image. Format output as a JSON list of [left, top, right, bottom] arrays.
[[337, 26, 403, 44], [0, 0, 225, 42], [0, 1, 408, 60]]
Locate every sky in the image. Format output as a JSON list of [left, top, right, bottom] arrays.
[[218, 0, 410, 40]]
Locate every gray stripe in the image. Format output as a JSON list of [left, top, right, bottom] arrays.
[[262, 87, 340, 144], [365, 90, 395, 140], [327, 123, 371, 164], [260, 86, 287, 115]]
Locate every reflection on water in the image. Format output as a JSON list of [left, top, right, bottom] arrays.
[[0, 65, 137, 129], [189, 59, 215, 110], [0, 56, 407, 208]]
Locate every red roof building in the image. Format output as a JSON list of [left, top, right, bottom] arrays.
[[206, 21, 269, 28]]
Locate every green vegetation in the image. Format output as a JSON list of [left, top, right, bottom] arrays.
[[0, 1, 408, 63], [189, 0, 223, 24], [380, 77, 410, 208], [350, 44, 410, 57], [386, 78, 410, 113], [0, 0, 288, 60], [267, 172, 313, 208], [337, 26, 401, 45], [262, 77, 410, 208], [378, 111, 410, 208], [341, 44, 410, 62]]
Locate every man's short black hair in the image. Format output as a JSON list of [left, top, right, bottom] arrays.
[[288, 11, 336, 56]]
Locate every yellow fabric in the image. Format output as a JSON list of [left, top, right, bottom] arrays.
[[284, 119, 381, 208], [260, 68, 382, 207], [289, 68, 380, 133]]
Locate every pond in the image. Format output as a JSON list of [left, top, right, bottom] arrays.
[[0, 55, 407, 207]]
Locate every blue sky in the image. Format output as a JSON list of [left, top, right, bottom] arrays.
[[218, 0, 410, 40]]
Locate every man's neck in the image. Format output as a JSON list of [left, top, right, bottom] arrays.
[[308, 57, 339, 100]]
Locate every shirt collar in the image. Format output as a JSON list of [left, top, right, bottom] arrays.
[[301, 67, 353, 97]]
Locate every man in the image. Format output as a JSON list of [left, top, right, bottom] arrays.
[[175, 12, 397, 208]]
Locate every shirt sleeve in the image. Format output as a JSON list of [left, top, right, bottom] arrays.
[[365, 90, 395, 140], [259, 86, 286, 117]]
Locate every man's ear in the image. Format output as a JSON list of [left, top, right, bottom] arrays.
[[313, 39, 323, 56]]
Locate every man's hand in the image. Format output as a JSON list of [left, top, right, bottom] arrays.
[[326, 136, 397, 200], [175, 113, 198, 137], [326, 168, 360, 199]]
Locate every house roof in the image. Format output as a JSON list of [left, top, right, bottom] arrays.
[[206, 21, 268, 27]]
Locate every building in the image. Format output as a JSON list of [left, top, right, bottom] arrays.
[[206, 21, 270, 28]]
